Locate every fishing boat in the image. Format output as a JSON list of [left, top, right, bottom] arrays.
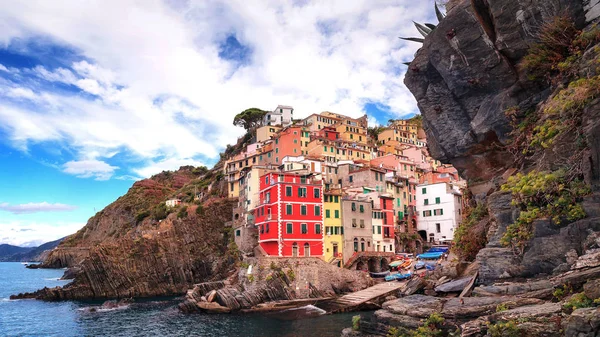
[[369, 270, 390, 278], [384, 272, 412, 282]]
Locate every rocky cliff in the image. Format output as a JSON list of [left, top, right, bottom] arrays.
[[405, 0, 600, 283], [11, 164, 240, 300], [338, 1, 600, 336]]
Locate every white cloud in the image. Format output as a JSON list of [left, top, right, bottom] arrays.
[[0, 220, 84, 247], [0, 64, 8, 72], [0, 0, 434, 176], [0, 202, 78, 214], [134, 157, 206, 178], [62, 159, 118, 180]]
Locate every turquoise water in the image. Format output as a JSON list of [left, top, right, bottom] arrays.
[[0, 262, 365, 336]]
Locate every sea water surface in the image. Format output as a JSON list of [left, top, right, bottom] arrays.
[[0, 262, 367, 336]]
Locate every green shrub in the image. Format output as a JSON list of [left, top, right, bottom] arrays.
[[563, 293, 594, 312], [496, 303, 509, 312], [500, 170, 589, 254], [152, 203, 169, 221], [520, 16, 579, 83], [270, 261, 278, 270], [247, 274, 255, 282], [177, 207, 188, 219], [195, 204, 204, 216], [286, 269, 295, 281], [453, 203, 488, 261], [135, 210, 150, 223], [352, 315, 361, 331], [487, 320, 520, 337], [240, 261, 249, 269], [553, 283, 573, 301]]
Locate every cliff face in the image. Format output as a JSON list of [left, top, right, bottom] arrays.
[[405, 0, 592, 182], [13, 165, 239, 300], [404, 0, 600, 284]]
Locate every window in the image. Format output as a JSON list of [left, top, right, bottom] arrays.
[[377, 226, 381, 234], [334, 210, 340, 218], [359, 205, 364, 213], [265, 176, 269, 185], [266, 223, 269, 233], [287, 223, 293, 234], [351, 203, 356, 211], [424, 199, 429, 205], [435, 197, 441, 204], [286, 204, 293, 215], [352, 219, 357, 227], [275, 148, 279, 153], [436, 223, 441, 233], [334, 196, 339, 203], [359, 219, 365, 228], [298, 187, 307, 197], [315, 205, 321, 216], [286, 186, 292, 196], [434, 209, 444, 216], [301, 223, 308, 234], [354, 239, 358, 252], [301, 205, 307, 215], [422, 187, 427, 194], [326, 209, 330, 218], [349, 176, 353, 183], [265, 192, 270, 203], [314, 188, 320, 198], [235, 230, 241, 237], [423, 210, 432, 217], [315, 224, 321, 234]]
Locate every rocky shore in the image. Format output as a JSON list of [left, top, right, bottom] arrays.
[[179, 257, 372, 314], [343, 249, 600, 336]]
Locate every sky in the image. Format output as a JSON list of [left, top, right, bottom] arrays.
[[0, 0, 437, 247]]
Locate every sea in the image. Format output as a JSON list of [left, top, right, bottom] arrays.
[[0, 262, 368, 337]]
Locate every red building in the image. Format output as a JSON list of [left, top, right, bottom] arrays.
[[380, 196, 395, 239], [273, 126, 302, 164], [254, 172, 324, 257], [316, 126, 339, 141]]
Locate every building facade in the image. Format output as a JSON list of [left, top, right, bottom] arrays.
[[254, 172, 324, 257], [415, 182, 463, 243]]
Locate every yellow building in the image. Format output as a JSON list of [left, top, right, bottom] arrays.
[[323, 189, 343, 266], [256, 125, 281, 143], [301, 113, 340, 132]]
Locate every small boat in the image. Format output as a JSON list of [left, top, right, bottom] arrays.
[[369, 270, 390, 278], [385, 273, 412, 282], [414, 261, 437, 270], [417, 252, 444, 259]]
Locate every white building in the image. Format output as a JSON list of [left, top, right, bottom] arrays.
[[415, 182, 462, 243], [263, 105, 293, 127], [166, 199, 181, 208]]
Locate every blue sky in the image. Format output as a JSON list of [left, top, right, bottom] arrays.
[[0, 0, 436, 246]]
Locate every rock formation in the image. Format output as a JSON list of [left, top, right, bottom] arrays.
[[11, 165, 240, 300], [405, 0, 600, 283], [342, 0, 600, 335], [180, 257, 372, 313]]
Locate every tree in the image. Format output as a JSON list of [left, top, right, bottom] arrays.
[[367, 126, 385, 140], [233, 108, 268, 130]]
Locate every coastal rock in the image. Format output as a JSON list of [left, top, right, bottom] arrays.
[[434, 276, 472, 293], [180, 257, 371, 313], [565, 307, 600, 337], [583, 279, 600, 301]]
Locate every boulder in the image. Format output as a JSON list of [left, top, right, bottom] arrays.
[[434, 277, 472, 293], [565, 307, 600, 337], [583, 279, 600, 300]]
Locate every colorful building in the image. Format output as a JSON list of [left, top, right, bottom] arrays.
[[323, 188, 343, 265], [254, 172, 324, 257]]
